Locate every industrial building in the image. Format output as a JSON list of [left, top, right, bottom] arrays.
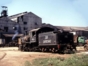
[[56, 26, 88, 37], [0, 6, 43, 45], [42, 24, 88, 38], [9, 11, 42, 34]]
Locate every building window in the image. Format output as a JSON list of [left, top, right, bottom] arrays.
[[23, 22, 27, 25], [23, 27, 27, 30], [17, 17, 19, 23], [25, 31, 28, 35], [4, 27, 8, 32], [32, 31, 36, 36], [29, 16, 32, 18], [35, 22, 38, 25], [21, 15, 23, 21], [6, 20, 8, 22]]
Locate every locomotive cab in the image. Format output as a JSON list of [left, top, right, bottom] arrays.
[[29, 28, 40, 44]]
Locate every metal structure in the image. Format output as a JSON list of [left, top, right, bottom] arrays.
[[1, 6, 8, 17]]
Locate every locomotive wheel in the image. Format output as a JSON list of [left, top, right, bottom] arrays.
[[72, 49, 76, 53], [21, 46, 26, 51], [46, 48, 49, 52], [51, 48, 55, 53], [18, 45, 23, 51], [64, 49, 68, 54], [18, 45, 21, 50], [63, 47, 68, 54], [51, 50, 54, 53], [64, 49, 71, 54], [41, 48, 44, 52], [63, 47, 74, 54]]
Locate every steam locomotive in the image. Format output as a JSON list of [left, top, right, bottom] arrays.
[[18, 26, 76, 54]]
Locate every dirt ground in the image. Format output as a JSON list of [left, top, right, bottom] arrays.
[[0, 47, 87, 66]]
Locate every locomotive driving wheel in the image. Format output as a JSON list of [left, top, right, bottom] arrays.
[[51, 48, 55, 53], [63, 48, 69, 54], [63, 47, 74, 54], [41, 48, 44, 52]]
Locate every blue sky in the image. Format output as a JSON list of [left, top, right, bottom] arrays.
[[0, 0, 88, 27]]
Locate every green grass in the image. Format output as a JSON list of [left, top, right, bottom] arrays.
[[24, 61, 32, 66], [33, 57, 64, 66], [24, 54, 88, 66], [58, 54, 88, 66]]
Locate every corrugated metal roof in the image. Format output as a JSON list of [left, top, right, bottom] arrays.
[[8, 12, 41, 19], [56, 26, 72, 31], [56, 26, 88, 31], [8, 12, 28, 19]]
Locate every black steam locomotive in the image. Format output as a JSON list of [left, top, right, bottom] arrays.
[[18, 26, 76, 54]]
